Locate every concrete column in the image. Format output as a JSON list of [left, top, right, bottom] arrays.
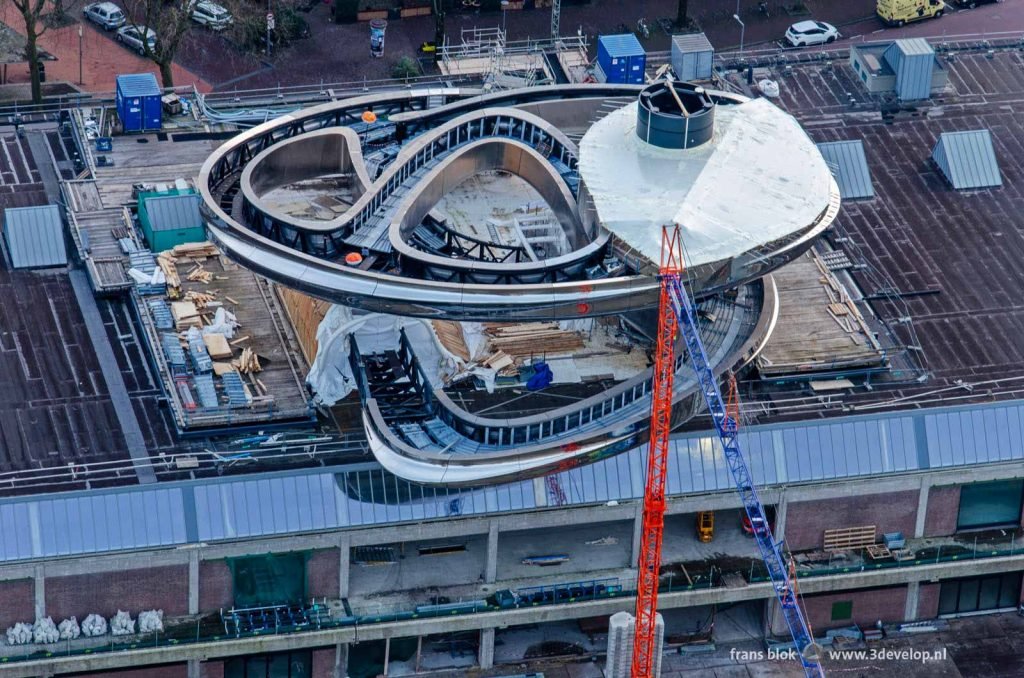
[[335, 643, 348, 678], [187, 659, 200, 678], [904, 581, 921, 622], [485, 522, 499, 584], [383, 636, 391, 676], [630, 504, 644, 566], [775, 492, 789, 542], [533, 476, 547, 507], [414, 636, 423, 672], [339, 534, 351, 598], [33, 564, 44, 619], [188, 550, 200, 615], [914, 477, 932, 538], [479, 627, 495, 669]]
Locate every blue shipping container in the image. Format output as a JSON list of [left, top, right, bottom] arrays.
[[597, 34, 646, 85], [116, 73, 162, 133]]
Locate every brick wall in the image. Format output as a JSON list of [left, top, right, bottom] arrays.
[[800, 586, 909, 632], [46, 566, 188, 621], [201, 661, 224, 678], [917, 583, 940, 620], [924, 485, 961, 537], [72, 663, 188, 677], [312, 647, 337, 678], [199, 560, 233, 613], [0, 578, 34, 629], [308, 549, 340, 600], [784, 491, 920, 551]]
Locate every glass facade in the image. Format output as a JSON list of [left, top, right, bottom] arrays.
[[938, 571, 1021, 615], [225, 650, 312, 678], [957, 479, 1024, 530]]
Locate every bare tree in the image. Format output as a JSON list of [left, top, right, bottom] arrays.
[[123, 0, 195, 87], [676, 0, 689, 28], [11, 0, 48, 103]]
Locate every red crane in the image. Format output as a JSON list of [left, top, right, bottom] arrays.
[[631, 226, 823, 677], [630, 228, 683, 676]]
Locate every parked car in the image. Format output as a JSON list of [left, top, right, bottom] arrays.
[[741, 512, 776, 537], [116, 25, 157, 55], [784, 20, 840, 47], [83, 1, 126, 30], [191, 1, 233, 30], [876, 0, 945, 27]]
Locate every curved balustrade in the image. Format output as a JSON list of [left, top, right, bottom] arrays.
[[352, 278, 777, 485]]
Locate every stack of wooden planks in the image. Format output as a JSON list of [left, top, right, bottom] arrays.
[[203, 333, 233, 360], [171, 301, 201, 330], [484, 322, 584, 359], [157, 252, 181, 289], [170, 241, 220, 259]]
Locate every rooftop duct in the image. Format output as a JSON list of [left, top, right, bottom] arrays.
[[635, 80, 715, 149]]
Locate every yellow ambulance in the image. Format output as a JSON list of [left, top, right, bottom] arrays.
[[877, 0, 946, 27]]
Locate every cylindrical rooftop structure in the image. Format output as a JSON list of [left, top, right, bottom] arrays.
[[636, 81, 715, 149]]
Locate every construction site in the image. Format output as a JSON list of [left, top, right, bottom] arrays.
[[2, 9, 1024, 678]]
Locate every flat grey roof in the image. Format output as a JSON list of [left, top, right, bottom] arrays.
[[932, 130, 1002, 190], [3, 204, 67, 269], [2, 397, 1023, 565], [817, 140, 874, 200]]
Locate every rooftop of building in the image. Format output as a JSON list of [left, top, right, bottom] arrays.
[[719, 45, 1024, 427], [3, 39, 1024, 495]]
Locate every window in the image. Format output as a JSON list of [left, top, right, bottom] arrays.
[[831, 600, 853, 621], [938, 572, 1022, 615], [230, 553, 308, 608], [225, 650, 311, 678], [957, 479, 1024, 530]]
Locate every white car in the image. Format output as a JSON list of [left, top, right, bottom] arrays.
[[116, 25, 157, 54], [83, 1, 126, 30], [785, 21, 839, 47], [191, 1, 233, 30]]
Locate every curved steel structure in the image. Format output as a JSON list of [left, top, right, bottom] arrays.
[[357, 278, 776, 485], [198, 85, 840, 321], [195, 83, 839, 485]]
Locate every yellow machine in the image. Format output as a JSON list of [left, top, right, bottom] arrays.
[[877, 0, 946, 27], [696, 511, 715, 543]]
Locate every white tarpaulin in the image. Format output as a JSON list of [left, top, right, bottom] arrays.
[[306, 307, 459, 406], [578, 98, 832, 267]]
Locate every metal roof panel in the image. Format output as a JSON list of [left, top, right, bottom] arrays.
[[817, 140, 874, 199], [932, 130, 1002, 189], [3, 204, 67, 269]]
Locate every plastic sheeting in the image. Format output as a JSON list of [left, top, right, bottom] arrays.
[[82, 614, 107, 637], [110, 610, 135, 636], [306, 306, 458, 406], [577, 98, 832, 267]]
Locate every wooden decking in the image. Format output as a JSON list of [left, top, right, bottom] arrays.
[[758, 250, 887, 378]]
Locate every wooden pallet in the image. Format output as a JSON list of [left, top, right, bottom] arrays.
[[866, 544, 891, 560], [823, 525, 877, 552]]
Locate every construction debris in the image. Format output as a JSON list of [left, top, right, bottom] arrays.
[[235, 347, 262, 374], [432, 320, 471, 361]]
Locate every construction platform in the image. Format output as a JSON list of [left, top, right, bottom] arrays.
[[134, 244, 313, 433]]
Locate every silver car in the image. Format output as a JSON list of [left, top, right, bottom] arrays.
[[83, 1, 126, 30], [191, 1, 233, 30], [116, 25, 158, 54]]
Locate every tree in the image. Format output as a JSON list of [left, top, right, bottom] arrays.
[[11, 0, 48, 103], [676, 0, 689, 28], [123, 0, 195, 87]]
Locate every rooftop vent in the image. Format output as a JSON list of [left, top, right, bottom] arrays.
[[636, 80, 715, 150]]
